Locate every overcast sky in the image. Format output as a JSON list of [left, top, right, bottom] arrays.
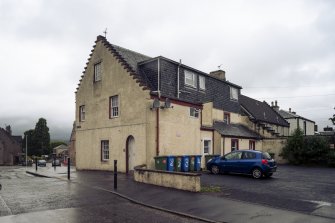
[[1, 0, 334, 140]]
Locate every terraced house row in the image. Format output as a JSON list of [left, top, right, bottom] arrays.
[[74, 35, 292, 172]]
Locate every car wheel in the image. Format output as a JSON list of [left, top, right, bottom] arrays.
[[211, 165, 220, 175], [252, 168, 262, 179]]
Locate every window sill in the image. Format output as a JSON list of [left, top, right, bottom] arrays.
[[184, 85, 197, 90]]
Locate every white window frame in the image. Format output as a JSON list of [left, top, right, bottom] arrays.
[[110, 95, 119, 118], [230, 87, 238, 101], [184, 70, 197, 88], [79, 105, 85, 122], [203, 139, 212, 155], [189, 107, 199, 118], [94, 62, 102, 82], [199, 76, 205, 90], [101, 140, 109, 161]]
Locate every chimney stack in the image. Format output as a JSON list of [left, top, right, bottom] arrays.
[[271, 100, 279, 112], [209, 70, 226, 81], [289, 108, 291, 113], [271, 100, 279, 111]]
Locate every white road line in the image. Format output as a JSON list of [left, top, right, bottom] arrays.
[[305, 200, 333, 209]]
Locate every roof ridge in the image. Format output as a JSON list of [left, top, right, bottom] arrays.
[[111, 44, 151, 60]]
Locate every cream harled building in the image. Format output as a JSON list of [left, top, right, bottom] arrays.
[[75, 36, 290, 172]]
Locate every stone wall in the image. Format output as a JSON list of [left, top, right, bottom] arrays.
[[134, 167, 201, 192]]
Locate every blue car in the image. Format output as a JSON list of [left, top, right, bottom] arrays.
[[206, 150, 277, 179]]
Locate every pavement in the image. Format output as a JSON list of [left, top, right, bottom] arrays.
[[26, 165, 334, 223]]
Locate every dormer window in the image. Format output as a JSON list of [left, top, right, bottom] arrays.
[[185, 70, 197, 88], [199, 76, 205, 90], [230, 87, 238, 101], [94, 62, 102, 82]]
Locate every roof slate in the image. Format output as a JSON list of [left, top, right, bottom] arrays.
[[213, 121, 262, 139], [111, 44, 151, 73], [240, 95, 289, 127]]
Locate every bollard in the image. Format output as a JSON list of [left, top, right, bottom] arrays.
[[35, 158, 38, 171], [67, 157, 70, 180], [114, 160, 117, 189]]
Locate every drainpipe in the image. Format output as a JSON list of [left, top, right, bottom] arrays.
[[177, 59, 181, 98], [156, 58, 161, 156], [156, 107, 160, 156]]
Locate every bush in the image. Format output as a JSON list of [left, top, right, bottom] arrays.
[[280, 128, 330, 165]]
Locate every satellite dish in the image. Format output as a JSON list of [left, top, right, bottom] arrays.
[[152, 98, 160, 109], [164, 98, 171, 108]]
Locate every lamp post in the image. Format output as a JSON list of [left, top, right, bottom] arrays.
[[25, 134, 28, 168]]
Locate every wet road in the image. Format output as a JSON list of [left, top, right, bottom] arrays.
[[0, 166, 203, 223], [202, 164, 335, 218]]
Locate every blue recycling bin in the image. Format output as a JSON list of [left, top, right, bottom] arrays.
[[194, 155, 202, 171], [181, 156, 190, 172], [166, 156, 175, 171]]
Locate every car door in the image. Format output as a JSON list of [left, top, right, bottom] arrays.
[[240, 151, 257, 173], [221, 151, 242, 173]]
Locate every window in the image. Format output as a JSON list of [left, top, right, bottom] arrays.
[[231, 139, 239, 151], [110, 95, 119, 118], [190, 107, 199, 118], [242, 151, 256, 159], [185, 70, 197, 88], [79, 105, 85, 122], [199, 76, 205, 90], [225, 151, 242, 160], [101, 140, 109, 161], [230, 87, 238, 100], [94, 62, 102, 82], [224, 113, 230, 124], [203, 139, 212, 154], [249, 140, 256, 150]]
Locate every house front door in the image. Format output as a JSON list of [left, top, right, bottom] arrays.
[[126, 136, 135, 173]]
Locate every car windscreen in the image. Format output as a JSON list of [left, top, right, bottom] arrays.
[[262, 152, 272, 160]]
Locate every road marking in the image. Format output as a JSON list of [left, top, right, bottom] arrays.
[[0, 195, 12, 216], [305, 200, 332, 209]]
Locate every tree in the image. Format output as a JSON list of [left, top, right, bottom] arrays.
[[23, 129, 37, 155], [281, 128, 330, 165], [280, 128, 304, 164], [33, 118, 51, 156], [330, 107, 335, 125]]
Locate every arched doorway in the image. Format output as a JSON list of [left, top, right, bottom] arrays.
[[126, 135, 135, 174]]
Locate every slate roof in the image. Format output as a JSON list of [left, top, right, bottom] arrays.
[[240, 95, 289, 127], [213, 121, 262, 139], [111, 44, 151, 73], [278, 110, 315, 123]]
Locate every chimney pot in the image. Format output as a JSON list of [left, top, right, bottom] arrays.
[[271, 101, 274, 106], [275, 100, 278, 106], [289, 108, 291, 113]]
